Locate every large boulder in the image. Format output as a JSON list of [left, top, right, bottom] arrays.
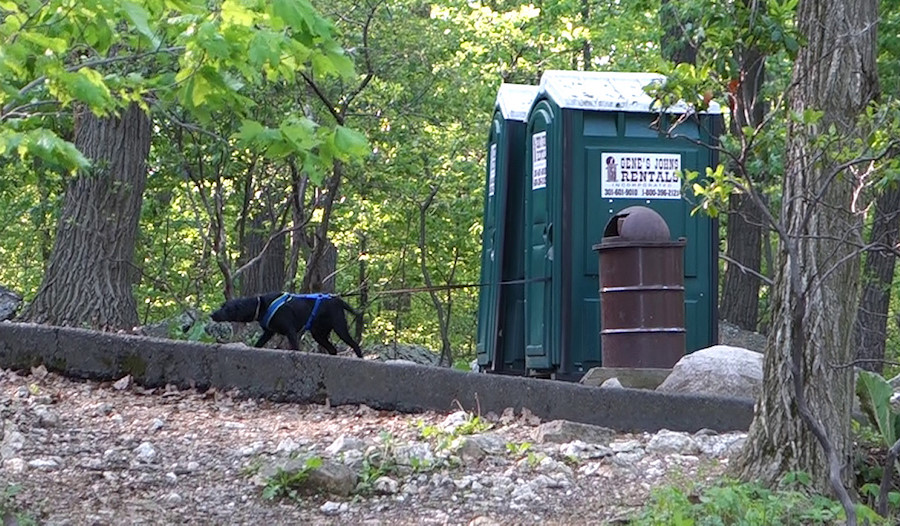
[[656, 345, 762, 400], [0, 286, 22, 321]]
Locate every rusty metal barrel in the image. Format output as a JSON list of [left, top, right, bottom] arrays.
[[592, 206, 686, 368]]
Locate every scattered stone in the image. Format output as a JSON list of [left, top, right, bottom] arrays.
[[134, 442, 158, 463], [4, 458, 26, 473], [325, 435, 365, 456], [454, 433, 507, 461], [600, 378, 623, 389], [0, 424, 25, 459], [163, 492, 183, 505], [440, 411, 471, 433], [28, 457, 61, 470], [33, 405, 59, 427], [559, 440, 613, 460], [276, 437, 302, 454], [113, 375, 132, 391], [536, 420, 615, 445], [646, 429, 700, 455], [30, 364, 49, 380], [373, 476, 399, 494], [319, 501, 345, 516], [0, 366, 746, 525]]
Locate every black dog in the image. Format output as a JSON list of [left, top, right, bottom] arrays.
[[211, 292, 363, 358]]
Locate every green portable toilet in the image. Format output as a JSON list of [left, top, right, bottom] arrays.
[[476, 83, 539, 375], [524, 70, 721, 380]]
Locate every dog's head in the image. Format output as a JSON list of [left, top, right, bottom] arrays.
[[210, 296, 261, 323]]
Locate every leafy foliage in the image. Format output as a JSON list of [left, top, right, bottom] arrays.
[[857, 370, 900, 448], [634, 474, 888, 525]]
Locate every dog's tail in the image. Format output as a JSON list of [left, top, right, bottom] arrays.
[[336, 297, 359, 316]]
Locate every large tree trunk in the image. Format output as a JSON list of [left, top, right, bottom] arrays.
[[299, 161, 343, 294], [720, 194, 762, 329], [239, 214, 286, 297], [720, 42, 766, 331], [21, 104, 151, 329], [732, 0, 878, 497], [853, 185, 900, 374]]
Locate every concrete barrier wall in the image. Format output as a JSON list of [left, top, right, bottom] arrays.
[[0, 322, 754, 432]]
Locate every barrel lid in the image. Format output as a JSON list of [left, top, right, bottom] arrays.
[[593, 206, 687, 249]]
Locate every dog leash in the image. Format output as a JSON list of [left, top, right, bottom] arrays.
[[259, 293, 329, 332]]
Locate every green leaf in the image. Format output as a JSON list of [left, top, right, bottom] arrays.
[[122, 1, 161, 48], [221, 0, 257, 26], [271, 0, 316, 32], [333, 126, 369, 158], [62, 68, 114, 111], [236, 120, 265, 142], [856, 370, 900, 447], [190, 73, 212, 107], [20, 32, 68, 55]]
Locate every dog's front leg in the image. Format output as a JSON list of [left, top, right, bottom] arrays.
[[286, 331, 302, 352], [254, 330, 275, 348]]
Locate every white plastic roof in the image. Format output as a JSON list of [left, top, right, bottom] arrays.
[[538, 70, 721, 114], [495, 83, 540, 122]]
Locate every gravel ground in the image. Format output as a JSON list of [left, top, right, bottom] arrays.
[[0, 364, 747, 526]]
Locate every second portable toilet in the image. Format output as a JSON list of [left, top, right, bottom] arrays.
[[523, 70, 721, 380], [475, 83, 539, 375]]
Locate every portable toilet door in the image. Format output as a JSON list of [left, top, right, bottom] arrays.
[[476, 84, 539, 375], [523, 70, 721, 380], [523, 92, 564, 375]]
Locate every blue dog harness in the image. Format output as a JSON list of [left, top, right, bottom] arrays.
[[259, 293, 330, 333]]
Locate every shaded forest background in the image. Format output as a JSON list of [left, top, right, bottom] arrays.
[[2, 0, 900, 371]]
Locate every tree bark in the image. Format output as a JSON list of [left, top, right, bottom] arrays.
[[299, 161, 343, 294], [720, 194, 763, 329], [732, 0, 878, 497], [720, 42, 766, 331], [853, 185, 900, 374], [239, 214, 286, 297], [20, 104, 151, 329]]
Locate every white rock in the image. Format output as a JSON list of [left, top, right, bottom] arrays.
[[656, 345, 762, 399], [134, 442, 158, 463], [276, 437, 301, 454], [33, 405, 59, 427], [4, 458, 26, 473], [320, 501, 343, 515], [601, 377, 623, 389], [28, 457, 60, 470], [612, 451, 645, 467], [324, 435, 365, 456], [440, 411, 471, 433], [223, 421, 246, 429], [163, 492, 183, 505], [0, 426, 25, 459], [646, 429, 700, 455], [609, 439, 642, 453], [374, 476, 399, 494], [559, 440, 613, 460], [113, 375, 132, 390]]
